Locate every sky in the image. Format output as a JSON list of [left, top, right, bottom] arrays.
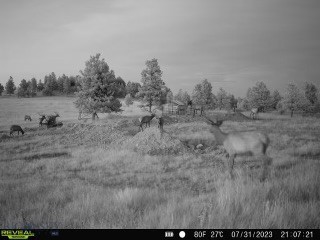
[[1, 0, 320, 97]]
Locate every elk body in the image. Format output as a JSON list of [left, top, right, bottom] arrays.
[[139, 113, 156, 131], [205, 117, 271, 181], [10, 125, 24, 136], [24, 115, 32, 121], [38, 112, 61, 128]]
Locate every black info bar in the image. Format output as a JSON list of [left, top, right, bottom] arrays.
[[0, 229, 319, 240]]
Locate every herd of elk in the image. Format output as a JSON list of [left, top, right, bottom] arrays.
[[9, 107, 272, 181], [9, 112, 62, 137], [204, 116, 271, 181]]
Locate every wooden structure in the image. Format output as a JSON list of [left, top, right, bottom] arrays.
[[162, 100, 187, 115], [162, 100, 205, 116]]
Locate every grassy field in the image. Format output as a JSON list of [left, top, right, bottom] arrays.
[[0, 96, 319, 229]]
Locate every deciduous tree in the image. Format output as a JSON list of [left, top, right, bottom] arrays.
[[282, 83, 308, 117], [247, 82, 272, 111]]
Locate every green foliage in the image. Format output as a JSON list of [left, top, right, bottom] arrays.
[[43, 72, 58, 96], [216, 87, 229, 110], [271, 90, 282, 109], [174, 89, 190, 105], [246, 82, 272, 110], [304, 82, 318, 105], [238, 98, 250, 110], [124, 94, 134, 106], [282, 83, 308, 117], [126, 81, 141, 98], [0, 83, 4, 95], [166, 91, 173, 104], [74, 53, 123, 119], [29, 78, 37, 97], [192, 79, 215, 108], [136, 58, 166, 111], [37, 80, 44, 92], [5, 76, 16, 95], [16, 78, 37, 98], [228, 94, 238, 111], [17, 79, 29, 97], [57, 74, 68, 93]]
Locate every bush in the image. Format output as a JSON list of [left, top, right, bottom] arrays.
[[124, 94, 133, 106]]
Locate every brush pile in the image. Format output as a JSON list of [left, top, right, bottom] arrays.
[[121, 127, 187, 155]]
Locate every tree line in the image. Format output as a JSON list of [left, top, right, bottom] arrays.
[[1, 74, 81, 97], [1, 53, 319, 119], [173, 80, 319, 117]]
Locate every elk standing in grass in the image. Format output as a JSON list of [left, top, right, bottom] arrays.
[[24, 115, 32, 121], [139, 113, 156, 131], [10, 125, 24, 136], [204, 117, 272, 181]]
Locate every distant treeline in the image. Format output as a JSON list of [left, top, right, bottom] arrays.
[[1, 74, 80, 97], [0, 73, 142, 100]]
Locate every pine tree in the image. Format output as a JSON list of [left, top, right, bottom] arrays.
[[0, 83, 4, 96], [216, 88, 229, 110], [136, 58, 166, 112], [74, 53, 123, 120], [5, 76, 16, 95]]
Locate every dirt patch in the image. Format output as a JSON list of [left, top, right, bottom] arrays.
[[122, 127, 188, 155]]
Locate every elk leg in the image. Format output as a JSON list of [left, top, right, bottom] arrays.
[[228, 154, 236, 179], [260, 155, 272, 182]]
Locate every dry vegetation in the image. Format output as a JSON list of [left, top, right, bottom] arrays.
[[0, 97, 319, 228]]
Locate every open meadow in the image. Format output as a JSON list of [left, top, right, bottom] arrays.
[[0, 96, 319, 228]]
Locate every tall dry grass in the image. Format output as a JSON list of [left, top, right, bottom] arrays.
[[0, 98, 319, 228]]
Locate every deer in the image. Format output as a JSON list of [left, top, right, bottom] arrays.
[[10, 125, 25, 136], [24, 115, 32, 121], [204, 116, 272, 181], [138, 113, 156, 131]]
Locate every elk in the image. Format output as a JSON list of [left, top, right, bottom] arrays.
[[204, 116, 272, 181], [139, 113, 156, 131], [24, 115, 32, 121], [10, 125, 24, 136]]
